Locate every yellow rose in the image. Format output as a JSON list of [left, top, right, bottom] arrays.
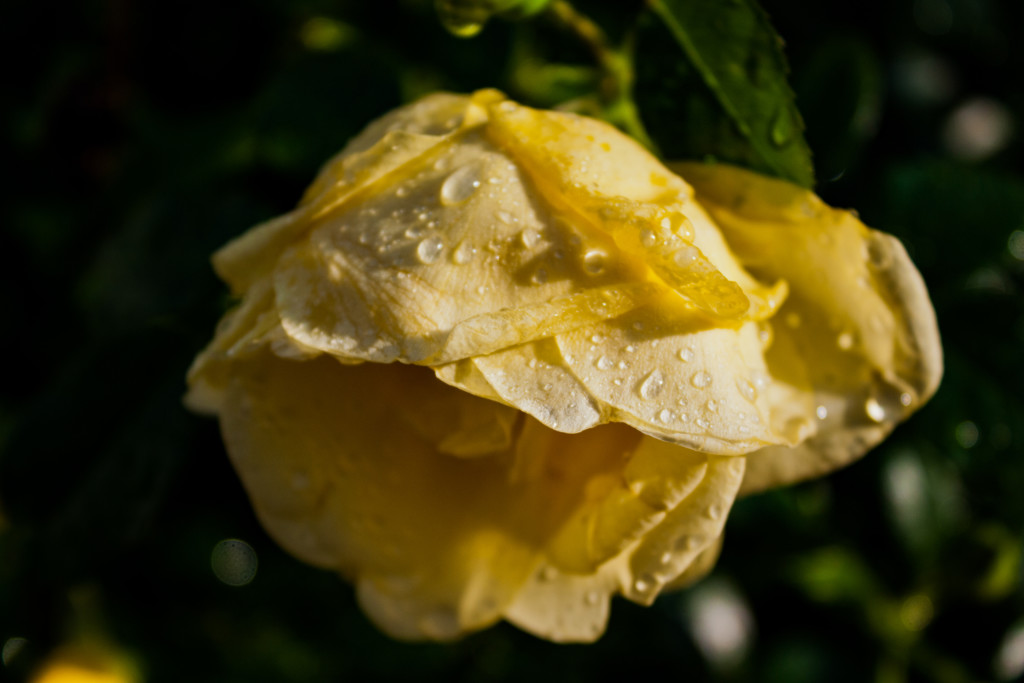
[[185, 89, 941, 642]]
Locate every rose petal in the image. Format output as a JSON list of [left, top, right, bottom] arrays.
[[555, 298, 802, 453], [273, 119, 660, 364], [218, 352, 655, 640], [486, 102, 753, 319], [503, 453, 743, 642], [675, 162, 942, 493]]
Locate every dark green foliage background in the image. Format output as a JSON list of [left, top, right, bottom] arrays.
[[1, 0, 1022, 681]]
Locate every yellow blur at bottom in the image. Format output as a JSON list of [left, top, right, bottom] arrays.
[[31, 652, 140, 683]]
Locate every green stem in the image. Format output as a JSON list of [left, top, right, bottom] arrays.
[[546, 0, 657, 152]]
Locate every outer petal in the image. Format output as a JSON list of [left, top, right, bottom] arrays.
[[504, 453, 743, 642], [184, 280, 320, 414], [213, 92, 476, 293], [485, 101, 787, 320], [273, 119, 660, 364], [674, 162, 942, 493], [218, 351, 656, 640]]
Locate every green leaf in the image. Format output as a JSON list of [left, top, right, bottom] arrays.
[[640, 0, 814, 187]]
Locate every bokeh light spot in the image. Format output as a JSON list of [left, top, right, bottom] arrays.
[[1, 637, 28, 666], [955, 420, 979, 449], [211, 539, 258, 587], [685, 579, 755, 670], [943, 98, 1013, 162], [995, 621, 1024, 681], [1008, 230, 1024, 261]]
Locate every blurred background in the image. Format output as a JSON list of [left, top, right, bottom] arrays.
[[1, 0, 1022, 680]]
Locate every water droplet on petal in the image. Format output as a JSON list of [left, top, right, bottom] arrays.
[[641, 229, 658, 247], [658, 408, 674, 423], [582, 249, 608, 275], [591, 334, 605, 344], [678, 347, 694, 362], [865, 397, 886, 422], [673, 246, 699, 267], [696, 416, 709, 429], [520, 229, 542, 249], [837, 331, 855, 350], [707, 504, 723, 520], [691, 371, 712, 388], [706, 399, 718, 413], [737, 378, 757, 401], [531, 267, 548, 284], [440, 165, 481, 205], [596, 356, 614, 371], [816, 405, 829, 420], [639, 370, 666, 400], [453, 241, 477, 264], [416, 236, 445, 263]]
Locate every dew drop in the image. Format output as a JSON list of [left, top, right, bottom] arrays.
[[678, 347, 694, 362], [816, 405, 829, 420], [405, 225, 424, 239], [531, 267, 549, 284], [737, 378, 757, 401], [639, 370, 666, 400], [395, 185, 409, 198], [837, 331, 855, 350], [416, 236, 445, 264], [864, 235, 893, 269], [706, 399, 718, 413], [900, 392, 913, 406], [520, 229, 542, 249], [865, 397, 886, 422], [452, 241, 475, 264], [440, 165, 481, 205], [625, 344, 636, 353], [633, 578, 650, 593], [660, 551, 673, 565], [696, 416, 709, 429], [707, 504, 723, 520], [596, 356, 614, 371], [673, 246, 699, 267], [582, 249, 608, 275], [591, 334, 605, 344], [658, 408, 674, 423], [691, 371, 712, 388], [770, 107, 796, 147], [641, 229, 658, 247], [617, 360, 629, 370]]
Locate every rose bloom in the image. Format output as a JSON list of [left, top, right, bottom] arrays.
[[186, 89, 941, 642]]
